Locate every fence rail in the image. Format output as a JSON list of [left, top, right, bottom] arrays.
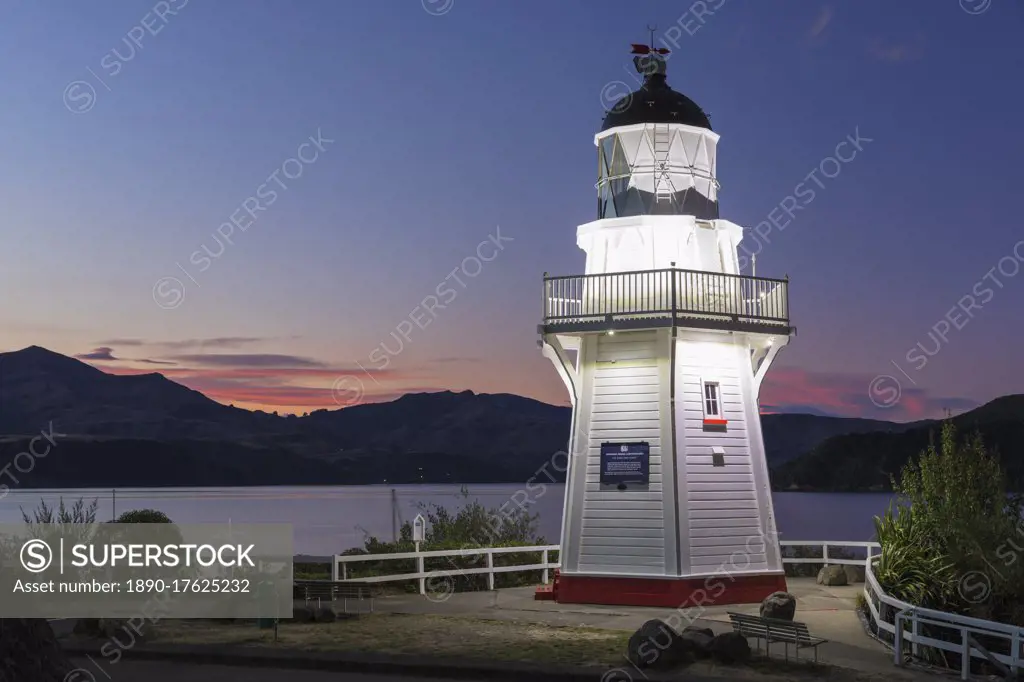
[[542, 268, 790, 332], [330, 539, 1024, 679], [864, 553, 1024, 679], [331, 540, 872, 596]]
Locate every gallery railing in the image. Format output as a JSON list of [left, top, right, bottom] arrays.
[[542, 268, 790, 330]]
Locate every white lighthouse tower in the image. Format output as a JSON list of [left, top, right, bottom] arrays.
[[540, 43, 792, 607]]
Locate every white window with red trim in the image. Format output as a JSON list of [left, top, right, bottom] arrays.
[[701, 379, 727, 426]]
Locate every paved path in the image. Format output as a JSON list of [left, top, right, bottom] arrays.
[[330, 577, 905, 677], [68, 660, 478, 682]]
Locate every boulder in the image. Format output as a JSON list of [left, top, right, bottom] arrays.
[[313, 607, 336, 622], [682, 625, 715, 639], [627, 619, 692, 670], [842, 564, 866, 583], [73, 618, 148, 640], [288, 606, 315, 623], [72, 618, 102, 637], [679, 628, 714, 658], [817, 565, 848, 586], [760, 591, 796, 621], [709, 632, 751, 663]]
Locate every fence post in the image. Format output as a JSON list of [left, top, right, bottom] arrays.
[[417, 550, 426, 595], [331, 556, 339, 582], [1013, 630, 1020, 675], [894, 611, 904, 666], [542, 549, 549, 584], [670, 263, 677, 315], [487, 551, 495, 590], [911, 613, 919, 658], [961, 629, 970, 680], [822, 543, 829, 566], [342, 562, 347, 581]]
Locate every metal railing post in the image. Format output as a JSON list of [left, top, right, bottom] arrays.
[[331, 556, 339, 582], [342, 562, 347, 581], [822, 543, 829, 566], [670, 262, 677, 319], [542, 549, 549, 584], [487, 551, 495, 590], [542, 272, 548, 322]]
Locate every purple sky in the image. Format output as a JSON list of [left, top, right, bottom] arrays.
[[1, 0, 1022, 421]]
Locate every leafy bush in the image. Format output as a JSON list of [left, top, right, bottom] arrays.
[[873, 422, 1024, 625], [115, 509, 174, 524], [340, 488, 551, 594]]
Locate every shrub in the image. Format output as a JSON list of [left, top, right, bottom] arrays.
[[873, 422, 1024, 625], [115, 509, 174, 524], [340, 488, 549, 593]]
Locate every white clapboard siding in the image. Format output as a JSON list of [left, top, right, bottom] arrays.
[[676, 337, 767, 571], [578, 331, 666, 574]]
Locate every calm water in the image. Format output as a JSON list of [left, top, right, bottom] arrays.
[[0, 485, 896, 556]]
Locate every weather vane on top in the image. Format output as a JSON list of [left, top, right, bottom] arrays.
[[631, 24, 670, 76]]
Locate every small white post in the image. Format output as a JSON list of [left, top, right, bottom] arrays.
[[486, 551, 494, 591], [542, 549, 549, 584], [331, 556, 339, 582], [822, 543, 829, 566], [413, 514, 427, 596], [342, 562, 347, 581]]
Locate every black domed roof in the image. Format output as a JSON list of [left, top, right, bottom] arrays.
[[601, 55, 711, 131]]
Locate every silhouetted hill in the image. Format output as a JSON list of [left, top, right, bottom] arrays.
[[760, 413, 919, 465], [0, 346, 291, 442], [771, 395, 1024, 491], [1, 345, 1000, 489]]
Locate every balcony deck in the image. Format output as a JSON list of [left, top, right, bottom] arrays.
[[541, 268, 792, 335]]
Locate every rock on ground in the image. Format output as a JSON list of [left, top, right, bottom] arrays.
[[627, 618, 693, 670], [287, 606, 315, 623], [760, 591, 797, 620], [0, 618, 74, 682], [313, 607, 336, 622], [817, 565, 848, 586], [842, 564, 866, 583], [708, 631, 751, 663], [679, 626, 715, 658]]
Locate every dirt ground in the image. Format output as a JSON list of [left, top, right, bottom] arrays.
[[138, 615, 934, 681]]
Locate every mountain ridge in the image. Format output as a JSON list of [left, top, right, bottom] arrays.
[[2, 345, 1019, 490]]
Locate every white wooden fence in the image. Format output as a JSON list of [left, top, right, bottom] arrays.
[[331, 540, 875, 596], [332, 539, 1024, 678], [864, 555, 1024, 679], [333, 544, 561, 593]]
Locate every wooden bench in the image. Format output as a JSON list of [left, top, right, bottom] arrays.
[[294, 580, 377, 613], [727, 612, 828, 662]]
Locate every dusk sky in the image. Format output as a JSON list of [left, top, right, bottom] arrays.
[[2, 0, 1022, 421]]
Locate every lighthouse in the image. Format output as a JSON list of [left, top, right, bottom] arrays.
[[539, 43, 792, 607]]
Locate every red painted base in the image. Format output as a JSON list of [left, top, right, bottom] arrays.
[[556, 572, 787, 608], [534, 584, 555, 600]]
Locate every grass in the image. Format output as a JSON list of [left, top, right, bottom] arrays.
[[137, 615, 930, 680], [149, 614, 627, 668]]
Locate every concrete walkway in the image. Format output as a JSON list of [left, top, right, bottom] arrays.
[[69, 659, 487, 682], [334, 577, 915, 677]]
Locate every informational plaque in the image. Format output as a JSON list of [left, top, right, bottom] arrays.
[[599, 442, 650, 486]]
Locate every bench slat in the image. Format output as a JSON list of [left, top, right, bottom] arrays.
[[727, 612, 827, 647]]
